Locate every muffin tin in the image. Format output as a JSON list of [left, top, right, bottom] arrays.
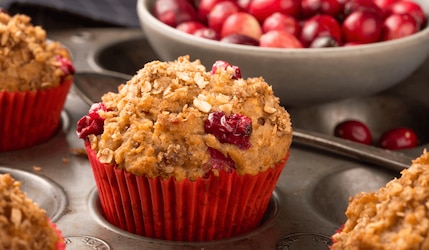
[[1, 28, 428, 249]]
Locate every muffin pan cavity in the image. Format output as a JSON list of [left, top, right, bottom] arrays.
[[0, 167, 68, 222]]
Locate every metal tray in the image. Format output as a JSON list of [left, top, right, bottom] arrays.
[[1, 28, 428, 250]]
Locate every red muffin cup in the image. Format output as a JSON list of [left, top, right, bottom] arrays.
[[48, 219, 66, 250], [85, 142, 289, 241], [0, 78, 73, 152]]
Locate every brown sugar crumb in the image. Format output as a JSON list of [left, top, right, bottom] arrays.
[[0, 12, 72, 92], [69, 147, 88, 157], [0, 174, 60, 249], [90, 56, 292, 181], [331, 150, 429, 250]]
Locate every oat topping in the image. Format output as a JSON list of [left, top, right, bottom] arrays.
[[0, 12, 73, 92], [86, 56, 292, 181], [0, 174, 60, 250], [331, 150, 429, 250]]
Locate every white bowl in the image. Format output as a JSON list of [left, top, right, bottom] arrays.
[[137, 0, 429, 107]]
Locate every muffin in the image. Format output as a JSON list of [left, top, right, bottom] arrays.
[[331, 150, 429, 249], [77, 55, 292, 241], [0, 12, 75, 152], [0, 173, 65, 249]]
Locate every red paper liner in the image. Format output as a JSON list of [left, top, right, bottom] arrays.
[[0, 78, 73, 152], [49, 219, 66, 250], [86, 143, 289, 241]]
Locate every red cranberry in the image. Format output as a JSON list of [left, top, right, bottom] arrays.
[[378, 127, 418, 150], [382, 13, 419, 41], [343, 0, 384, 18], [300, 14, 343, 47], [153, 0, 198, 27], [220, 12, 262, 40], [388, 0, 427, 29], [198, 0, 230, 22], [204, 147, 236, 178], [301, 0, 341, 19], [262, 12, 301, 37], [309, 35, 341, 48], [342, 10, 383, 44], [208, 1, 240, 33], [204, 111, 252, 149], [76, 103, 109, 139], [176, 21, 206, 34], [193, 27, 220, 40], [260, 30, 304, 48], [373, 0, 400, 10], [211, 60, 242, 79], [56, 55, 75, 76], [220, 34, 259, 46], [248, 0, 301, 22], [334, 120, 372, 145]]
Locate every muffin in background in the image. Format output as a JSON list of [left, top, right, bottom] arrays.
[[0, 12, 74, 152], [77, 56, 292, 241], [0, 173, 65, 250], [331, 150, 429, 249]]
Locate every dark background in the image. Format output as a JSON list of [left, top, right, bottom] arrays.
[[0, 0, 139, 29]]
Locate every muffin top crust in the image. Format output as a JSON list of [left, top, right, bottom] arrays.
[[79, 56, 292, 181], [0, 12, 74, 92], [0, 173, 61, 250], [331, 150, 429, 250]]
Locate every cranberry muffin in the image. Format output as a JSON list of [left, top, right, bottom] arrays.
[[331, 150, 429, 249], [0, 12, 74, 151], [77, 56, 292, 241], [0, 173, 65, 249]]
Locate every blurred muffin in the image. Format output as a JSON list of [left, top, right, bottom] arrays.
[[0, 173, 65, 250], [77, 56, 292, 241], [0, 12, 74, 152], [331, 150, 429, 249]]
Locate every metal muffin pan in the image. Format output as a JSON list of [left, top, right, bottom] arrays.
[[0, 28, 428, 249]]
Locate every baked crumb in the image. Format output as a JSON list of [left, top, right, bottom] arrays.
[[90, 56, 293, 181], [0, 12, 72, 92], [0, 174, 60, 249], [32, 166, 42, 172], [331, 150, 429, 250]]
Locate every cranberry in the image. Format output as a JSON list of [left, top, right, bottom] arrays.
[[208, 1, 240, 34], [334, 120, 372, 145], [193, 27, 220, 40], [203, 147, 236, 177], [260, 30, 304, 48], [204, 111, 252, 149], [343, 0, 384, 18], [220, 34, 259, 46], [309, 35, 341, 48], [153, 0, 198, 27], [300, 14, 343, 47], [247, 0, 302, 22], [373, 0, 400, 10], [301, 0, 341, 19], [381, 13, 419, 41], [211, 60, 242, 79], [198, 0, 230, 22], [342, 10, 383, 44], [56, 55, 75, 76], [220, 12, 262, 40], [378, 127, 418, 150], [388, 0, 427, 29], [262, 12, 301, 37], [76, 103, 109, 139], [176, 21, 206, 34]]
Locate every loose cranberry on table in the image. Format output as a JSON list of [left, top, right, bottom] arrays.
[[378, 127, 418, 150], [334, 120, 372, 145], [381, 13, 419, 41]]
